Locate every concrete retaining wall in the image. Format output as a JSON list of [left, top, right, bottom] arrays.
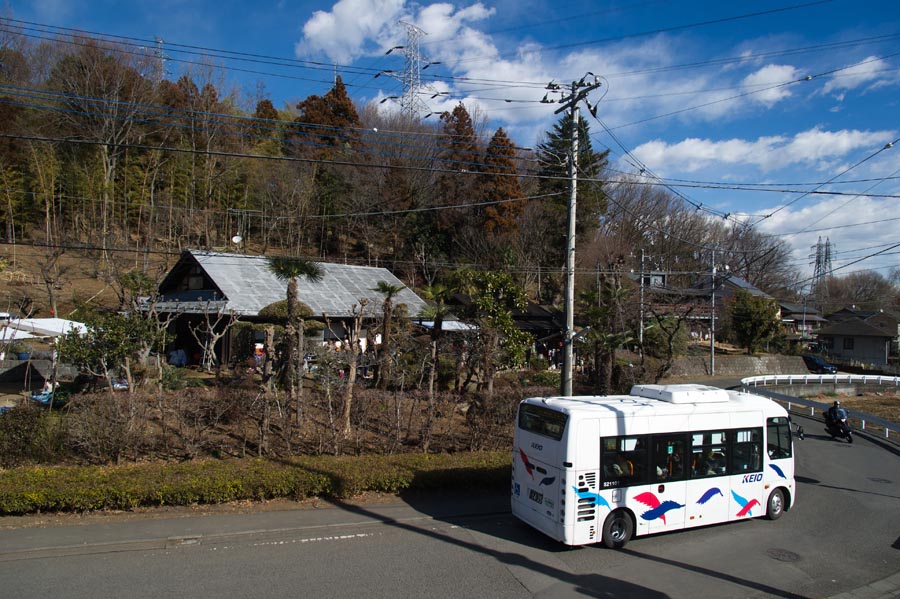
[[761, 382, 900, 397], [665, 355, 808, 378]]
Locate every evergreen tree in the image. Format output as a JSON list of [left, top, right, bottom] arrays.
[[287, 76, 363, 255], [481, 127, 523, 236], [432, 103, 481, 261], [288, 76, 360, 158], [536, 113, 609, 254], [730, 290, 782, 355]]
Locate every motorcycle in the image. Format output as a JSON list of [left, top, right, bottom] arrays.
[[824, 411, 853, 443]]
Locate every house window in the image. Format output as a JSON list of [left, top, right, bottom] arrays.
[[176, 266, 206, 291], [843, 337, 855, 350]]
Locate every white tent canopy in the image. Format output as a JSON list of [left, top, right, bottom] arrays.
[[0, 327, 37, 342], [7, 318, 87, 338]]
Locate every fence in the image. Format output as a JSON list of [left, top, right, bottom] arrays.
[[740, 374, 900, 442]]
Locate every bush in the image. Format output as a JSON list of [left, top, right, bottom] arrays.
[[0, 404, 69, 468], [524, 370, 560, 388], [0, 452, 511, 515]]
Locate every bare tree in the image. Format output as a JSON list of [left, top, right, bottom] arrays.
[[188, 301, 240, 372], [47, 37, 157, 264]]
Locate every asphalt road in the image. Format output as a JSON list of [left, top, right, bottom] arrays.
[[1, 411, 898, 599]]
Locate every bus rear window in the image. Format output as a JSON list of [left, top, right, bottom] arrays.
[[518, 404, 568, 441]]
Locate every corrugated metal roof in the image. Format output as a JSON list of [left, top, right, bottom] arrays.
[[162, 250, 428, 318], [818, 318, 894, 338]]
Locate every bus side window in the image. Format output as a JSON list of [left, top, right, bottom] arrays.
[[653, 435, 686, 481], [731, 427, 763, 473], [601, 436, 646, 485], [690, 431, 727, 478]]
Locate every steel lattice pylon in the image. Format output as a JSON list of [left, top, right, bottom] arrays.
[[385, 21, 432, 119], [810, 236, 833, 310]]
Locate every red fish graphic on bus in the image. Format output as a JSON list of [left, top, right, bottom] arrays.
[[731, 490, 760, 517], [519, 449, 535, 478], [634, 491, 684, 524]]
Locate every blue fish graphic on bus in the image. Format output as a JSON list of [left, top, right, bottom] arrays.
[[732, 490, 760, 517], [634, 491, 684, 524], [696, 487, 724, 505], [572, 487, 611, 511]]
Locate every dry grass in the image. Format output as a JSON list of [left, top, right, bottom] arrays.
[[805, 391, 900, 424], [0, 246, 170, 319]]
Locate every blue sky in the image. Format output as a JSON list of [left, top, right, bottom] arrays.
[[6, 0, 900, 283]]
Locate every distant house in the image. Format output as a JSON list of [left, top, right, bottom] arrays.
[[824, 307, 899, 355], [779, 302, 827, 345], [153, 250, 428, 365], [816, 318, 893, 366], [682, 274, 779, 339]]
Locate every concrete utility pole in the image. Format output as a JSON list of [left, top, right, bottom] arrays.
[[551, 74, 602, 397], [710, 252, 716, 377], [639, 248, 645, 347], [709, 251, 729, 376]]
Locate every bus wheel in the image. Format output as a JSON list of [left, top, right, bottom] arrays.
[[766, 489, 785, 520], [602, 510, 634, 549]]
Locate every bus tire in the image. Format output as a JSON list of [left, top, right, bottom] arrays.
[[766, 488, 785, 520], [602, 510, 634, 549]]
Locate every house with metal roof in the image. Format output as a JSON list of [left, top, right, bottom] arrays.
[[153, 250, 428, 366], [779, 301, 827, 346]]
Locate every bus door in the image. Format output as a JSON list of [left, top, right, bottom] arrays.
[[644, 434, 688, 533], [729, 427, 765, 522], [686, 430, 730, 528], [765, 416, 794, 492]]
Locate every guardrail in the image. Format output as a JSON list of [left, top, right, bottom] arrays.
[[741, 374, 899, 442]]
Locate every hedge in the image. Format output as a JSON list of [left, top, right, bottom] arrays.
[[0, 451, 511, 515]]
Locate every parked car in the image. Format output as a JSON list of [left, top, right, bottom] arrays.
[[802, 354, 838, 374]]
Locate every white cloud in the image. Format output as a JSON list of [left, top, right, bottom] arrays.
[[741, 64, 799, 106], [631, 127, 896, 175], [756, 192, 900, 281], [823, 56, 892, 93], [295, 0, 405, 63]]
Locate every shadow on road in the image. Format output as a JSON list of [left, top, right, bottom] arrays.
[[331, 488, 670, 599], [314, 481, 813, 599]]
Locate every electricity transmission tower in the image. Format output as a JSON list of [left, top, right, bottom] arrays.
[[810, 236, 833, 310], [384, 21, 435, 118]]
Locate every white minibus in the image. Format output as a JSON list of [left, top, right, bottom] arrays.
[[511, 384, 795, 548]]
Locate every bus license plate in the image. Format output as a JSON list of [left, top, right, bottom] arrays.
[[528, 488, 543, 504]]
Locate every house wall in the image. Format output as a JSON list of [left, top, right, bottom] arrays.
[[821, 335, 889, 365]]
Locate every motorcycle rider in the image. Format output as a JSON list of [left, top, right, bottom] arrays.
[[825, 400, 852, 442], [826, 400, 847, 424]]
